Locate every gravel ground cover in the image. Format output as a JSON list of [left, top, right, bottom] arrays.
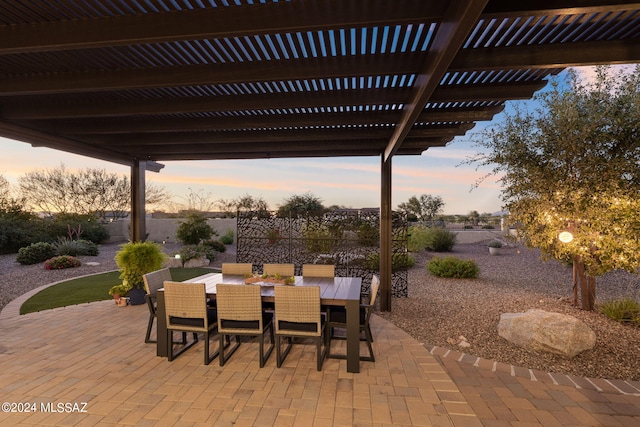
[[1, 240, 639, 380], [379, 242, 640, 381]]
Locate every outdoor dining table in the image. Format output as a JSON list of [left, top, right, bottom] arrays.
[[155, 273, 364, 373]]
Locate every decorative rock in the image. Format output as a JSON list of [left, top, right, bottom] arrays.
[[498, 309, 596, 358], [85, 262, 101, 266]]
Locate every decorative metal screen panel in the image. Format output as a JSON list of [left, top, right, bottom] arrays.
[[237, 208, 408, 297]]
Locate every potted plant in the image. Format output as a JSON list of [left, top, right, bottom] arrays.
[[488, 240, 503, 255], [108, 283, 131, 306], [114, 241, 167, 305]]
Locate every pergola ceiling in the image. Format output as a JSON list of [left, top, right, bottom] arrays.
[[1, 0, 639, 169]]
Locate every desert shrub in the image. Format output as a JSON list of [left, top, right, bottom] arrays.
[[176, 211, 216, 245], [482, 224, 495, 229], [365, 252, 415, 271], [408, 225, 430, 252], [47, 214, 109, 244], [175, 244, 216, 267], [55, 237, 99, 256], [424, 228, 457, 252], [600, 298, 640, 326], [16, 242, 57, 265], [44, 255, 81, 270], [357, 222, 379, 246], [427, 256, 478, 278], [304, 224, 337, 253], [203, 239, 226, 253], [0, 210, 49, 254], [220, 230, 234, 245]]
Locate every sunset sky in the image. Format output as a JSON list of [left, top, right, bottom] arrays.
[[0, 66, 628, 215]]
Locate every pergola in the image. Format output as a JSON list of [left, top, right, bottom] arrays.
[[1, 1, 639, 310]]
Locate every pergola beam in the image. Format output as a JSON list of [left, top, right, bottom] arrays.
[[29, 107, 502, 134], [384, 0, 489, 161], [4, 83, 538, 120], [0, 0, 446, 54]]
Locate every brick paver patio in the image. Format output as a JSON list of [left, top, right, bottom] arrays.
[[1, 294, 638, 426]]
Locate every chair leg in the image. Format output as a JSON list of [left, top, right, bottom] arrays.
[[362, 326, 375, 362], [219, 334, 241, 367], [276, 334, 292, 368], [168, 330, 198, 362], [145, 313, 156, 343], [204, 330, 221, 365], [260, 324, 275, 368]]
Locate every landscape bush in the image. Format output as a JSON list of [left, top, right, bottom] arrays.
[[0, 211, 49, 254], [600, 298, 640, 326], [427, 256, 479, 278], [304, 224, 337, 253], [175, 244, 216, 267], [16, 242, 57, 265], [176, 211, 216, 245], [408, 226, 430, 252], [220, 230, 234, 245], [411, 227, 457, 252], [47, 214, 110, 244], [44, 255, 82, 270], [364, 252, 415, 271], [54, 237, 99, 256], [202, 239, 226, 253]]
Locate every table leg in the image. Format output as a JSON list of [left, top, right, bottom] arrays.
[[156, 290, 168, 357], [345, 298, 360, 373]]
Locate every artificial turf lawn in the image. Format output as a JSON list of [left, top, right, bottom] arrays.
[[20, 267, 216, 315]]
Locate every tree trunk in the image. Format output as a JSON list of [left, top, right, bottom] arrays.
[[572, 256, 596, 311]]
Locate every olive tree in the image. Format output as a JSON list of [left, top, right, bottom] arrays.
[[470, 66, 640, 310]]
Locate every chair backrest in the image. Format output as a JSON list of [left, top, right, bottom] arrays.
[[263, 263, 294, 277], [368, 275, 380, 309], [222, 263, 253, 275], [216, 284, 264, 333], [163, 281, 208, 331], [274, 286, 322, 337], [143, 268, 172, 295], [302, 264, 335, 278]]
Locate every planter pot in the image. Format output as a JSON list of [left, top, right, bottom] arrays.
[[489, 247, 501, 255], [127, 288, 146, 305]]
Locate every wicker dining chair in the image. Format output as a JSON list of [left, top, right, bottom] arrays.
[[142, 268, 172, 343], [216, 284, 274, 368], [302, 264, 335, 278], [163, 281, 220, 365], [221, 263, 253, 275], [274, 285, 327, 371], [263, 263, 295, 277], [326, 275, 380, 362]]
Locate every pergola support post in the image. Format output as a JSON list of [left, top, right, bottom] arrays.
[[380, 154, 392, 312], [130, 159, 146, 242]]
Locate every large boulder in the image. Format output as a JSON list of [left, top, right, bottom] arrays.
[[498, 309, 596, 358]]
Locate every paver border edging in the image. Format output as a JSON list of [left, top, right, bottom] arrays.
[[424, 344, 640, 396]]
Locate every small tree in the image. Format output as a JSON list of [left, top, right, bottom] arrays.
[[397, 194, 444, 225], [18, 164, 169, 219], [277, 192, 325, 217], [176, 211, 216, 245], [470, 66, 640, 310]]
